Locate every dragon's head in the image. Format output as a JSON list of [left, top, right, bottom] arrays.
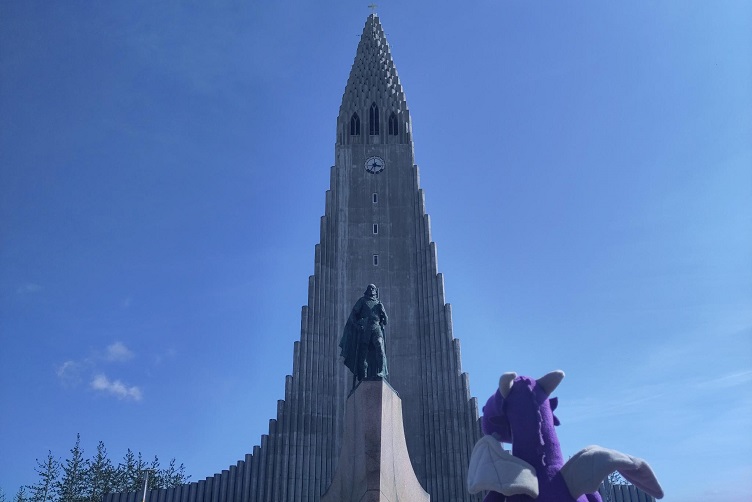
[[481, 371, 564, 444]]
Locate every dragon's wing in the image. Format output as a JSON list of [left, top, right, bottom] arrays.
[[560, 445, 664, 499], [467, 435, 539, 498]]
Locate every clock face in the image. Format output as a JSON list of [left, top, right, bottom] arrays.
[[364, 156, 385, 174]]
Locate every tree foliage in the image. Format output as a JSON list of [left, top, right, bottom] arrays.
[[600, 471, 631, 502], [18, 436, 189, 502], [14, 487, 28, 502], [28, 451, 59, 502], [58, 434, 88, 502], [86, 442, 115, 502]]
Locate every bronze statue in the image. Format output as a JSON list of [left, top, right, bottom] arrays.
[[339, 284, 388, 389]]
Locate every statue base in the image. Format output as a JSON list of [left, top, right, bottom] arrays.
[[321, 379, 430, 502]]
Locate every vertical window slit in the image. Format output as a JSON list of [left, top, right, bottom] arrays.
[[350, 112, 360, 135], [388, 112, 398, 135], [369, 102, 380, 135]]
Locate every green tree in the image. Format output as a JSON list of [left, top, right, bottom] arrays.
[[58, 434, 88, 502], [601, 471, 631, 502], [147, 456, 162, 490], [27, 451, 59, 502], [159, 459, 189, 488], [24, 435, 190, 501], [14, 487, 28, 502], [114, 449, 149, 493], [86, 442, 114, 502], [113, 449, 135, 493]]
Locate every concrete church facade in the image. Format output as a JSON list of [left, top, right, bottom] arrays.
[[105, 13, 482, 502]]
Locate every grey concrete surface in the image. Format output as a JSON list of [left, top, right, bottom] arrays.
[[321, 380, 430, 502]]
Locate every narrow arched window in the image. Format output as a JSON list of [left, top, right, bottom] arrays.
[[388, 112, 398, 135], [369, 102, 379, 135], [350, 113, 360, 135]]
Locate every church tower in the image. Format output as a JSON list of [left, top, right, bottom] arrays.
[[105, 13, 482, 502], [325, 13, 483, 500]]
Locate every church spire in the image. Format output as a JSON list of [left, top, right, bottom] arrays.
[[338, 14, 411, 145], [104, 13, 483, 502]]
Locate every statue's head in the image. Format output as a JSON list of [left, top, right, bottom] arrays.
[[364, 284, 378, 298]]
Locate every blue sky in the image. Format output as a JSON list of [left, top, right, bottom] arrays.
[[1, 2, 750, 501]]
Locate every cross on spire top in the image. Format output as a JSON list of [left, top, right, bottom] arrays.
[[368, 3, 378, 15]]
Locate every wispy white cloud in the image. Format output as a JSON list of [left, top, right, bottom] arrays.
[[56, 360, 83, 386], [695, 369, 752, 390], [152, 347, 178, 366], [565, 381, 670, 422], [565, 368, 752, 424], [16, 283, 42, 294], [91, 374, 142, 401], [57, 342, 141, 399], [105, 341, 134, 362], [57, 360, 78, 377]]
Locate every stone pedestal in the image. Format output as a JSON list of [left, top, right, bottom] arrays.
[[321, 379, 430, 502]]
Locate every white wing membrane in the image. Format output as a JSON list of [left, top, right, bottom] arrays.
[[560, 445, 664, 499], [467, 435, 539, 498]]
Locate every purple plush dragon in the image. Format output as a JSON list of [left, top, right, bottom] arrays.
[[467, 371, 664, 502]]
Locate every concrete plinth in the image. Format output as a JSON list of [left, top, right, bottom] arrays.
[[321, 379, 430, 502]]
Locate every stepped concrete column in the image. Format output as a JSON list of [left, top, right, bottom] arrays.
[[322, 379, 430, 502]]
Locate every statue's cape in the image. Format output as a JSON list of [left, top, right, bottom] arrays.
[[339, 308, 362, 375]]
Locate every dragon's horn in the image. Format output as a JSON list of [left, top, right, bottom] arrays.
[[499, 372, 517, 398], [537, 370, 565, 396]]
